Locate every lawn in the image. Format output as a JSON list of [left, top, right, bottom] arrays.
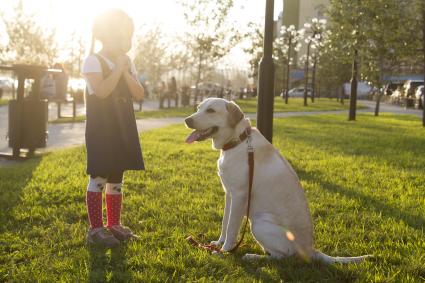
[[1, 113, 424, 282], [0, 99, 9, 106], [50, 97, 360, 124]]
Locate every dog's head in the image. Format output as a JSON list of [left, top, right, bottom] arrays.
[[184, 98, 246, 148]]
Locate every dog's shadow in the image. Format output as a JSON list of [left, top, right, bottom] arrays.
[[88, 243, 132, 283], [228, 251, 357, 282]]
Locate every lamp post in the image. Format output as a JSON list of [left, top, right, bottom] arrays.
[[257, 0, 275, 143]]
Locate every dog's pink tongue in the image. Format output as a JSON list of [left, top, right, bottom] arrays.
[[186, 130, 200, 144]]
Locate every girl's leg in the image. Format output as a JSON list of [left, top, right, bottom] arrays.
[[105, 172, 124, 228], [86, 176, 107, 229]]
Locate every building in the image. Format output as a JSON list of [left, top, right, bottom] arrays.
[[275, 0, 329, 71]]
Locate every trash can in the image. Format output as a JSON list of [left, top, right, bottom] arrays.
[[8, 99, 48, 156], [0, 64, 59, 158]]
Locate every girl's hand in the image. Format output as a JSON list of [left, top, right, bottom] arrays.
[[116, 55, 131, 73]]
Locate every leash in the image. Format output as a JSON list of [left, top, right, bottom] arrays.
[[186, 127, 254, 254]]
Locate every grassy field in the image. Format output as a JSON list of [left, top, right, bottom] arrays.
[[50, 97, 359, 124], [0, 99, 9, 106], [1, 113, 424, 282]]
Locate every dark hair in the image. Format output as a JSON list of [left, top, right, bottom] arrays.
[[89, 9, 134, 54]]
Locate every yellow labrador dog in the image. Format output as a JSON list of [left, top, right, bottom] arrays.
[[185, 98, 371, 263]]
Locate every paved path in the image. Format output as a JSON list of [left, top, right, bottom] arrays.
[[0, 99, 422, 157]]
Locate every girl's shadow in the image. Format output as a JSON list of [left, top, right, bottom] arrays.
[[88, 243, 132, 283]]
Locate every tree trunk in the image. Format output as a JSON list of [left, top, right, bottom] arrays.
[[194, 52, 202, 111], [304, 41, 311, 107], [348, 48, 358, 121], [285, 37, 291, 104], [374, 59, 385, 117], [423, 3, 425, 127], [374, 93, 382, 116], [311, 54, 317, 103]]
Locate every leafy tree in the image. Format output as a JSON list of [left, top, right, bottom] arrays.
[[180, 0, 240, 108], [275, 25, 304, 103], [133, 26, 169, 87], [1, 1, 57, 66], [243, 22, 264, 83], [302, 18, 327, 106]]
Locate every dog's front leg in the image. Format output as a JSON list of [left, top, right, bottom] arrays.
[[221, 191, 247, 252], [211, 192, 231, 246]]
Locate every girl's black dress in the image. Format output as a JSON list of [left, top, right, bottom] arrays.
[[85, 54, 145, 175]]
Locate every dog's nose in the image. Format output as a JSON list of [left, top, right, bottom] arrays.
[[185, 117, 194, 128]]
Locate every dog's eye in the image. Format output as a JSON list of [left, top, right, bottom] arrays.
[[206, 108, 215, 113]]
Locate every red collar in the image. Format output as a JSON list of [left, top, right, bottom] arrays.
[[222, 127, 252, 151]]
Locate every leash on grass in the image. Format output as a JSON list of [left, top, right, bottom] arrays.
[[186, 128, 254, 254]]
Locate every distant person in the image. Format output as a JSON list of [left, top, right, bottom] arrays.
[[168, 77, 178, 107], [53, 63, 69, 101], [181, 85, 190, 106], [40, 73, 56, 99], [82, 9, 145, 247], [140, 81, 150, 99], [158, 81, 166, 109]]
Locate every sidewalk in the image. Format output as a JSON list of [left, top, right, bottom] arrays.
[[0, 99, 422, 157]]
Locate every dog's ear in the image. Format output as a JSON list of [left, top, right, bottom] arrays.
[[226, 101, 244, 128]]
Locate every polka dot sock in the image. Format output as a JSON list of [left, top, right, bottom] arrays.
[[105, 183, 123, 227], [86, 191, 103, 229]]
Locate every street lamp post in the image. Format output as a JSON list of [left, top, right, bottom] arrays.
[[257, 0, 275, 143]]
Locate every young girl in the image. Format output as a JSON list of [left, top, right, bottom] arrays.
[[82, 9, 145, 247]]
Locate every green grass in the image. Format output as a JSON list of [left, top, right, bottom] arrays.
[[50, 98, 360, 124], [50, 116, 87, 124], [0, 99, 9, 106], [1, 113, 424, 282], [236, 97, 365, 113]]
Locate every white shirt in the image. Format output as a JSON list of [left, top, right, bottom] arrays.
[[82, 53, 138, 95]]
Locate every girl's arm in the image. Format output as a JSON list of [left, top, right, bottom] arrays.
[[123, 71, 144, 101], [85, 56, 128, 99]]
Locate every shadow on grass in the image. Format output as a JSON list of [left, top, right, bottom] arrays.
[[295, 166, 425, 232], [0, 156, 42, 233], [88, 243, 132, 283], [227, 250, 357, 282]]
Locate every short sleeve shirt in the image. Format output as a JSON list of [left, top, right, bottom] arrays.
[[82, 54, 139, 95]]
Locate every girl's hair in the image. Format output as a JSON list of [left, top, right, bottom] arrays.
[[89, 9, 134, 54]]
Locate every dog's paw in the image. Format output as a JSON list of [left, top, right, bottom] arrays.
[[221, 242, 237, 252], [210, 240, 224, 246]]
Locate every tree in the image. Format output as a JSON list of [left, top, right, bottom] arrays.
[[302, 18, 327, 106], [62, 31, 86, 77], [275, 25, 304, 104], [357, 0, 409, 116], [1, 1, 57, 66], [327, 0, 368, 121], [243, 22, 264, 83], [180, 0, 240, 108], [133, 26, 169, 87]]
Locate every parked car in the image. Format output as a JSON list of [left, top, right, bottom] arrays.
[[282, 87, 312, 98], [415, 85, 424, 109], [403, 80, 423, 98], [390, 86, 404, 104], [0, 77, 14, 93], [191, 82, 222, 97], [383, 81, 403, 96], [343, 81, 373, 98]]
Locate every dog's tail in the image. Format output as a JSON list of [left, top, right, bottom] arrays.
[[312, 250, 373, 264]]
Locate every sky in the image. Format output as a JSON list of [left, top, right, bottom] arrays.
[[1, 0, 284, 69]]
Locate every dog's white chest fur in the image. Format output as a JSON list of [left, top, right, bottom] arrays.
[[217, 145, 249, 192]]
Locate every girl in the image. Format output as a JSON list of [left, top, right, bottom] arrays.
[[82, 9, 145, 247]]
